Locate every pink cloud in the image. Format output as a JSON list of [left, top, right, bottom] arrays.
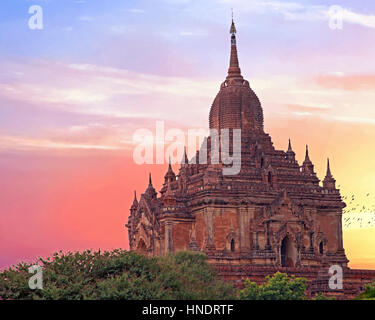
[[315, 73, 375, 91]]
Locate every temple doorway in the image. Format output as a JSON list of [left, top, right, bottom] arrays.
[[281, 236, 296, 267]]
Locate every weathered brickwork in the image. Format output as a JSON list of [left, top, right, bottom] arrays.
[[126, 19, 375, 298]]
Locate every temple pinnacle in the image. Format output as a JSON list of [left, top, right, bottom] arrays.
[[305, 145, 310, 161], [230, 9, 236, 34], [227, 14, 242, 80], [326, 158, 332, 177], [288, 139, 292, 152]]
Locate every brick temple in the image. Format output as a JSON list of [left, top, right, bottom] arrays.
[[126, 19, 375, 298]]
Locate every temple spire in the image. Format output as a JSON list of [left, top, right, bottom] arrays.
[[164, 157, 176, 185], [131, 190, 138, 209], [286, 138, 295, 161], [302, 145, 314, 174], [181, 146, 188, 165], [287, 139, 292, 152], [323, 158, 336, 189], [305, 145, 310, 161], [230, 9, 236, 34], [227, 13, 242, 80], [145, 173, 157, 199], [133, 190, 137, 202], [326, 158, 332, 177]]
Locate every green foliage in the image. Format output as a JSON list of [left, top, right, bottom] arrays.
[[0, 250, 234, 300], [312, 292, 336, 300], [238, 272, 307, 300], [355, 280, 375, 300]]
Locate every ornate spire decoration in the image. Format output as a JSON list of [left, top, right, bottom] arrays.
[[180, 146, 189, 165], [286, 139, 295, 161], [164, 156, 176, 184], [132, 190, 138, 207], [323, 158, 336, 189], [129, 190, 138, 220], [288, 139, 292, 152], [326, 158, 332, 177], [145, 173, 157, 199], [302, 145, 314, 174], [305, 145, 310, 161], [230, 9, 236, 34], [177, 146, 190, 182], [227, 13, 242, 80], [127, 190, 138, 242]]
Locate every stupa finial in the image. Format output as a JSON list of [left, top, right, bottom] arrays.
[[227, 11, 241, 79], [230, 9, 236, 34]]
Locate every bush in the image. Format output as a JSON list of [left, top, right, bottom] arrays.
[[0, 250, 234, 300], [238, 272, 307, 300], [312, 292, 336, 300], [355, 280, 375, 300]]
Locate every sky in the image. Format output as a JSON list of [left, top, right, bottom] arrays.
[[0, 0, 375, 269]]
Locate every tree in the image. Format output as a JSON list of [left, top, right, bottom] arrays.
[[355, 280, 375, 300], [238, 272, 307, 300], [0, 250, 234, 300]]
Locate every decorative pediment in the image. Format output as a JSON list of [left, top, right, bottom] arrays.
[[268, 189, 306, 220], [315, 231, 328, 245], [275, 223, 298, 243]]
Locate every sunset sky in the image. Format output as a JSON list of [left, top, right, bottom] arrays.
[[1, 0, 375, 269]]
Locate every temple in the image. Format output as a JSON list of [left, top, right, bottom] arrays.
[[126, 18, 375, 298]]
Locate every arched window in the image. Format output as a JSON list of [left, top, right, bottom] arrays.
[[319, 242, 324, 254], [230, 239, 235, 252], [281, 236, 296, 267]]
